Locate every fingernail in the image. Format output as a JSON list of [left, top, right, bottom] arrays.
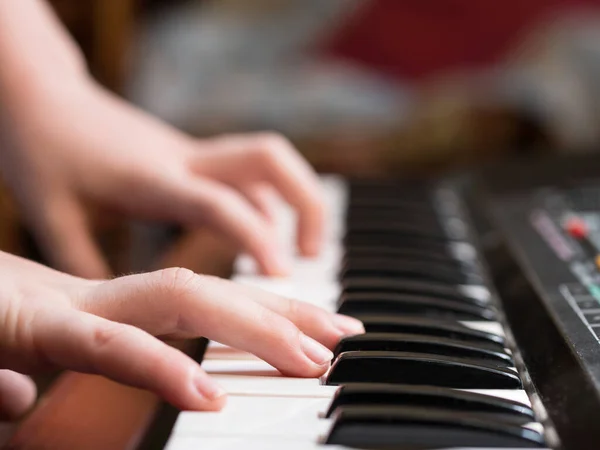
[[193, 370, 226, 401], [300, 333, 333, 365], [332, 314, 365, 335]]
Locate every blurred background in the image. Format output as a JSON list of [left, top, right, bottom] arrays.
[[5, 0, 600, 271], [43, 0, 600, 168]]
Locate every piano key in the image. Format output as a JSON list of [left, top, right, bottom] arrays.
[[348, 196, 433, 210], [201, 359, 279, 375], [345, 240, 477, 264], [465, 389, 532, 407], [324, 405, 546, 448], [172, 396, 331, 439], [451, 241, 479, 262], [342, 251, 469, 269], [349, 187, 432, 201], [345, 222, 447, 239], [341, 258, 473, 285], [338, 293, 497, 321], [332, 333, 514, 366], [324, 384, 535, 419], [345, 233, 451, 252], [342, 277, 489, 305], [462, 285, 492, 302], [211, 374, 338, 398], [346, 209, 439, 225], [349, 190, 432, 204], [165, 437, 353, 450], [325, 351, 522, 388], [344, 244, 459, 262], [464, 321, 507, 337], [355, 315, 506, 347], [232, 275, 339, 309], [236, 245, 344, 280], [166, 436, 550, 450]]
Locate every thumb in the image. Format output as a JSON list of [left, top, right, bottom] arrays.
[[28, 194, 110, 279], [0, 370, 37, 421]]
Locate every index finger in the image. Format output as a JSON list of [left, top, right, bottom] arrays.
[[197, 133, 325, 256]]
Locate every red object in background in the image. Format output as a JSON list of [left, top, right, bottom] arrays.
[[322, 0, 600, 82], [566, 217, 588, 239]]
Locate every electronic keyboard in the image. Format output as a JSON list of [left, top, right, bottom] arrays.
[[155, 154, 600, 450]]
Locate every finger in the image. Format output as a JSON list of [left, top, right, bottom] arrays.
[[33, 308, 226, 411], [77, 268, 335, 377], [242, 184, 279, 224], [214, 277, 365, 348], [27, 194, 110, 279], [0, 370, 37, 421], [159, 176, 290, 275], [195, 133, 325, 256]]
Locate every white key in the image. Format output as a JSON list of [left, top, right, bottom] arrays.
[[165, 436, 352, 450], [460, 285, 491, 302], [173, 396, 332, 438], [166, 440, 550, 450], [201, 359, 279, 375], [462, 389, 532, 408], [449, 242, 478, 261], [211, 375, 338, 398], [461, 321, 506, 338], [231, 275, 339, 309]]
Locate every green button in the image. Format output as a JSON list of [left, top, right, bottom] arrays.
[[589, 285, 600, 301]]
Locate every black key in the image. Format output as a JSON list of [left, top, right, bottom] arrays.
[[345, 222, 446, 239], [344, 244, 454, 262], [350, 182, 431, 196], [341, 258, 470, 285], [325, 351, 522, 388], [325, 384, 535, 420], [356, 314, 506, 347], [338, 293, 496, 321], [342, 278, 488, 306], [347, 205, 435, 223], [350, 187, 432, 203], [344, 232, 450, 252], [347, 208, 439, 225], [325, 405, 545, 448], [333, 333, 513, 367], [343, 253, 467, 272], [349, 189, 432, 203]]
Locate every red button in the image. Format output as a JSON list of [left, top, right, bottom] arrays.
[[566, 218, 588, 239]]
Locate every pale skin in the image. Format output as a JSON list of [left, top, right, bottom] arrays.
[[0, 1, 364, 420]]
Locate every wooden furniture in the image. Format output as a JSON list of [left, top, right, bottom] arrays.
[[47, 0, 137, 93]]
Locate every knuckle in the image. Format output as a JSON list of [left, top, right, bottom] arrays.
[[257, 132, 289, 148], [283, 297, 302, 321], [201, 190, 239, 220], [255, 133, 291, 159], [92, 322, 130, 349], [153, 267, 199, 295]]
